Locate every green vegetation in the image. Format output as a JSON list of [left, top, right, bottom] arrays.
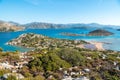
[[25, 47, 120, 79], [7, 75, 17, 80], [0, 70, 10, 76], [7, 33, 88, 49], [28, 52, 70, 72], [56, 48, 86, 66], [0, 46, 120, 80], [0, 51, 20, 61], [102, 70, 120, 80], [0, 47, 3, 52]]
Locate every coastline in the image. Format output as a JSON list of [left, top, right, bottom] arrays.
[[88, 41, 105, 51], [76, 41, 105, 51]]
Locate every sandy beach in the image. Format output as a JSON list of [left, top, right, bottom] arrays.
[[76, 41, 105, 51], [76, 44, 85, 49], [87, 41, 105, 50]]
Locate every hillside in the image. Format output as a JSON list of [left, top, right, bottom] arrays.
[[0, 20, 24, 32], [88, 29, 114, 36]]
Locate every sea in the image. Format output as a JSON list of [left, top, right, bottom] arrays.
[[0, 28, 120, 52]]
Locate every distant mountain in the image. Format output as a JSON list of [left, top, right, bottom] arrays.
[[9, 21, 21, 26], [71, 23, 119, 29], [23, 22, 120, 29], [0, 20, 24, 32], [88, 29, 114, 36], [23, 22, 67, 29], [1, 20, 120, 30]]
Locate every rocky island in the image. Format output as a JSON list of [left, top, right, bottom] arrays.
[[88, 29, 114, 36]]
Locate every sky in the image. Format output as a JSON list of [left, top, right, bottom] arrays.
[[0, 0, 120, 25]]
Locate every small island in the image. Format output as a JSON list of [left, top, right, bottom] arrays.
[[60, 32, 86, 37], [117, 29, 120, 31], [88, 29, 114, 36]]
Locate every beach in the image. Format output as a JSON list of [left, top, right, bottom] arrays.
[[88, 41, 105, 51], [76, 41, 105, 51]]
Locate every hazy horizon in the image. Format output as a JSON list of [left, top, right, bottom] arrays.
[[1, 0, 120, 25]]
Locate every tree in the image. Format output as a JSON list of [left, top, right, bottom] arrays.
[[57, 48, 86, 66], [28, 52, 71, 72], [7, 75, 17, 80], [0, 47, 3, 52]]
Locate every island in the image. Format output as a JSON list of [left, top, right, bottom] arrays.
[[6, 33, 106, 51], [117, 29, 120, 31], [6, 33, 90, 50], [60, 32, 86, 36], [88, 29, 114, 36]]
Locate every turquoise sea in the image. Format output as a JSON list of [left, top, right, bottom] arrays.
[[0, 28, 120, 52]]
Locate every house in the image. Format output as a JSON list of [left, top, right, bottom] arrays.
[[0, 62, 14, 69], [102, 54, 107, 59], [113, 62, 118, 66], [62, 76, 73, 80], [115, 65, 120, 71], [14, 61, 28, 69], [74, 76, 89, 80], [84, 68, 90, 73]]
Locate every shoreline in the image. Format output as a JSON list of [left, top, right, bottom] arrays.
[[76, 41, 105, 51], [88, 41, 105, 51]]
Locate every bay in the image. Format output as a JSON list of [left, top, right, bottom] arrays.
[[0, 28, 120, 52]]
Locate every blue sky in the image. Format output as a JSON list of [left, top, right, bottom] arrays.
[[0, 0, 120, 25]]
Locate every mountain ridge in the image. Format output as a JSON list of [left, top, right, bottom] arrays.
[[1, 20, 120, 29], [0, 20, 25, 32]]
